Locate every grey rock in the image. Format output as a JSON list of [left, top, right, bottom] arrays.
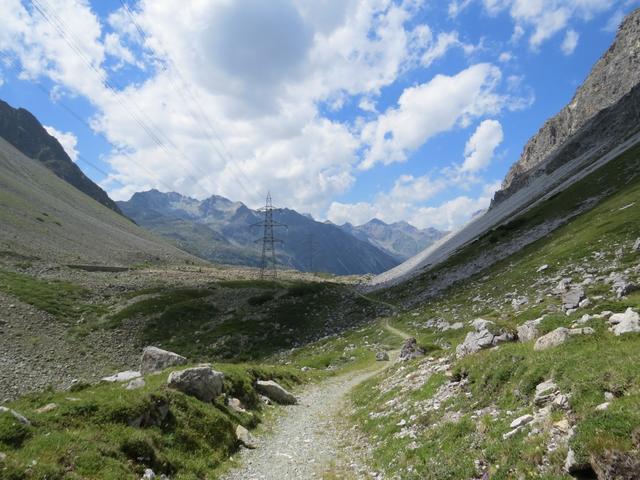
[[562, 287, 585, 311], [633, 237, 640, 252], [534, 328, 571, 351], [375, 351, 389, 361], [398, 337, 425, 362], [534, 380, 559, 406], [0, 452, 6, 462], [167, 367, 224, 402], [236, 424, 257, 449], [141, 346, 187, 374], [517, 317, 544, 342], [141, 469, 155, 480], [609, 273, 638, 298], [456, 329, 495, 358], [256, 380, 297, 405], [609, 308, 640, 335], [569, 327, 595, 336], [510, 414, 534, 429], [596, 402, 610, 411]]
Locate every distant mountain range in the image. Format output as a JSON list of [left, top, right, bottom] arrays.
[[339, 219, 446, 262], [118, 190, 408, 275], [0, 99, 123, 215]]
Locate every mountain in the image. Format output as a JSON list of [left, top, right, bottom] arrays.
[[0, 99, 123, 215], [370, 8, 640, 289], [0, 137, 198, 266], [494, 8, 640, 204], [340, 219, 446, 261], [118, 190, 399, 275]]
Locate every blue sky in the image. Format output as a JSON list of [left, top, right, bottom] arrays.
[[0, 0, 637, 230]]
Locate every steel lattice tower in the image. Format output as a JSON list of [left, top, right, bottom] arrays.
[[253, 192, 286, 280]]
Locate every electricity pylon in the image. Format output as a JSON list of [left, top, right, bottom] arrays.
[[252, 192, 286, 280]]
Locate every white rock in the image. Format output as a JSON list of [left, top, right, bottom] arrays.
[[510, 414, 534, 429], [471, 318, 494, 331], [0, 452, 6, 462], [595, 402, 610, 411], [569, 327, 595, 336], [101, 370, 141, 383], [534, 328, 571, 351], [141, 346, 187, 374], [578, 298, 591, 308], [502, 427, 522, 439], [0, 406, 30, 425], [517, 317, 543, 342], [141, 468, 155, 479], [537, 264, 549, 273], [553, 394, 570, 410], [604, 392, 615, 401], [608, 308, 640, 335]]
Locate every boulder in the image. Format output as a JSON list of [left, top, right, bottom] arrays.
[[456, 320, 515, 358], [235, 425, 257, 449], [398, 337, 425, 362], [609, 273, 638, 298], [101, 370, 141, 383], [517, 317, 544, 342], [35, 403, 57, 414], [562, 287, 585, 311], [141, 469, 155, 480], [510, 414, 534, 429], [256, 380, 297, 405], [609, 308, 640, 335], [534, 328, 570, 351], [376, 351, 389, 361], [167, 367, 224, 402], [140, 346, 187, 374], [534, 380, 559, 406]]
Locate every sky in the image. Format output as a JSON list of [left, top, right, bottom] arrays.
[[0, 0, 637, 231]]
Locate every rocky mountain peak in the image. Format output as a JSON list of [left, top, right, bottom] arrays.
[[497, 8, 640, 197]]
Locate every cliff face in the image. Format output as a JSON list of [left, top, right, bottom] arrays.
[[498, 9, 640, 197]]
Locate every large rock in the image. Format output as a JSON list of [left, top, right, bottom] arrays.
[[534, 328, 571, 351], [398, 337, 425, 362], [456, 319, 515, 358], [609, 273, 638, 298], [376, 351, 389, 361], [167, 367, 224, 402], [141, 346, 187, 374], [101, 370, 141, 383], [562, 287, 585, 311], [256, 380, 297, 405], [517, 317, 544, 342], [609, 308, 640, 336]]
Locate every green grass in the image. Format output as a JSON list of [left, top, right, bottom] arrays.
[[0, 269, 105, 322], [347, 145, 640, 478], [0, 364, 304, 480]]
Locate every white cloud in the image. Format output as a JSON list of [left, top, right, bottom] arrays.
[[460, 119, 504, 172], [359, 63, 506, 170], [482, 0, 614, 50], [498, 51, 514, 62], [561, 29, 580, 55], [448, 0, 473, 17], [420, 30, 477, 67], [44, 125, 79, 161]]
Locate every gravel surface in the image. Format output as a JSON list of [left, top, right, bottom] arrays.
[[222, 367, 389, 480]]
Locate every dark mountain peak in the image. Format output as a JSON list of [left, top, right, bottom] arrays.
[[0, 99, 123, 215]]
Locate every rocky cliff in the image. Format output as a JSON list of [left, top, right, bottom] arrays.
[[495, 8, 640, 202], [0, 99, 123, 215]]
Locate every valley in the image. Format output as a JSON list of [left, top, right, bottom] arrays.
[[1, 4, 640, 480]]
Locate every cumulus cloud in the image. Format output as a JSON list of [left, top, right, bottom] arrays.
[[460, 119, 504, 172], [44, 125, 79, 161], [359, 63, 505, 170]]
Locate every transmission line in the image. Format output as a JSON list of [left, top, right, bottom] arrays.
[[252, 192, 287, 280]]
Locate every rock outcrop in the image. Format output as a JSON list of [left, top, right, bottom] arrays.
[[495, 9, 640, 203], [608, 308, 640, 335], [456, 319, 515, 358], [398, 337, 425, 362], [534, 328, 571, 351]]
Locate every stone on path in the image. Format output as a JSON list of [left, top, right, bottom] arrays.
[[141, 346, 187, 374], [236, 425, 257, 449], [256, 380, 297, 405], [167, 366, 224, 402]]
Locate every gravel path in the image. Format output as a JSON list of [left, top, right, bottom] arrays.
[[221, 364, 392, 480]]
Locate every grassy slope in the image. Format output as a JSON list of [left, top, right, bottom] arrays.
[[349, 145, 640, 479]]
